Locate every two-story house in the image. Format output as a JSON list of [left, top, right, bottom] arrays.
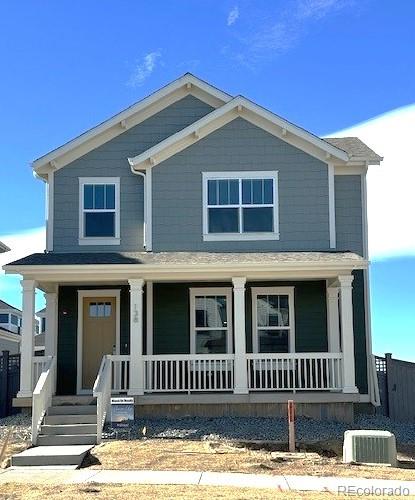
[[4, 74, 382, 446], [0, 299, 21, 355]]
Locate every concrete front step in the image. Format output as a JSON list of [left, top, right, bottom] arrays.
[[41, 424, 97, 435], [37, 434, 97, 446], [48, 405, 97, 416], [11, 445, 93, 467], [44, 414, 97, 425], [52, 395, 96, 406]]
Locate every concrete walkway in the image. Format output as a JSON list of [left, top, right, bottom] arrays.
[[0, 468, 414, 494]]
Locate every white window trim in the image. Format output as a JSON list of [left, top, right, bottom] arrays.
[[251, 286, 295, 354], [202, 171, 280, 242], [189, 287, 233, 354], [78, 177, 120, 245]]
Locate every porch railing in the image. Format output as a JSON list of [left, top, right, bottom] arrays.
[[32, 356, 56, 445], [93, 355, 112, 444], [32, 356, 51, 390], [246, 353, 343, 391], [108, 355, 130, 393], [143, 354, 235, 393]]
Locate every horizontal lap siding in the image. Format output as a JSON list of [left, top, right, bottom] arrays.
[[0, 339, 20, 355], [152, 118, 330, 252], [334, 177, 367, 392], [334, 175, 363, 255], [53, 96, 214, 252]]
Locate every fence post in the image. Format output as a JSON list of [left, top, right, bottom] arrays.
[[385, 353, 392, 418], [0, 351, 9, 418]]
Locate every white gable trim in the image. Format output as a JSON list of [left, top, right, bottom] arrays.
[[128, 96, 350, 170], [33, 74, 231, 178]]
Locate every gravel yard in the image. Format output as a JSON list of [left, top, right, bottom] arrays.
[[104, 414, 415, 445], [0, 413, 31, 467]]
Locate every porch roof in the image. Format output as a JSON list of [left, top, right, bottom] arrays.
[[5, 250, 366, 267]]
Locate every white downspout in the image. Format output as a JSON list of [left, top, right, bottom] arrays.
[[129, 166, 148, 250]]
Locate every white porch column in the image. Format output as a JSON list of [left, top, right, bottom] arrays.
[[327, 286, 340, 352], [338, 275, 358, 393], [18, 279, 37, 398], [232, 277, 248, 394], [128, 278, 145, 396]]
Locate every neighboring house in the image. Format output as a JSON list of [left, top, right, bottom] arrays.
[[0, 299, 21, 355], [0, 241, 10, 253], [4, 74, 382, 430], [34, 308, 46, 356]]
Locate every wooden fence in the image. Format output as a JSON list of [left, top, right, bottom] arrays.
[[0, 350, 20, 418], [375, 353, 415, 422]]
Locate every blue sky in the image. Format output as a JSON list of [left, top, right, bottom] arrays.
[[0, 1, 414, 359]]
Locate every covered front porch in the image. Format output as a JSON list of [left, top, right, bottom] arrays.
[[14, 257, 365, 402]]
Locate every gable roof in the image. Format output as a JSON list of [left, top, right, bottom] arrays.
[[33, 74, 232, 179], [33, 74, 383, 179], [128, 95, 352, 169], [0, 299, 21, 313]]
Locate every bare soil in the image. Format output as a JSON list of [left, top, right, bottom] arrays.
[[85, 438, 415, 481], [0, 483, 353, 499]]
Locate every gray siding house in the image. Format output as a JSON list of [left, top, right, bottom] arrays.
[[0, 300, 21, 355], [4, 74, 382, 444]]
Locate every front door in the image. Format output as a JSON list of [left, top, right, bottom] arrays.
[[82, 297, 116, 390]]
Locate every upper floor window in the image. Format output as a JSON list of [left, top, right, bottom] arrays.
[[79, 178, 120, 245], [0, 314, 8, 323], [202, 171, 279, 241], [10, 314, 19, 326]]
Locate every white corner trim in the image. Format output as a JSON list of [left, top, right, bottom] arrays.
[[189, 287, 233, 354], [78, 177, 120, 246], [46, 171, 54, 251], [76, 289, 121, 395], [328, 163, 336, 249], [251, 286, 296, 354], [202, 171, 279, 242]]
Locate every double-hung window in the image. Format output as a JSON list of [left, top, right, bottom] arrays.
[[203, 171, 279, 241], [251, 287, 295, 353], [79, 178, 120, 245], [190, 288, 233, 354]]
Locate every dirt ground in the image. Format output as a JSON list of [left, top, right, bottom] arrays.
[[0, 483, 360, 500], [86, 438, 415, 481], [1, 441, 28, 469]]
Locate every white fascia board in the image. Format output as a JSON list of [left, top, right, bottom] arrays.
[[0, 330, 21, 343], [3, 259, 368, 280], [32, 74, 232, 178], [129, 96, 350, 170]]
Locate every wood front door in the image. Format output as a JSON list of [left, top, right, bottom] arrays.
[[82, 297, 116, 390]]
